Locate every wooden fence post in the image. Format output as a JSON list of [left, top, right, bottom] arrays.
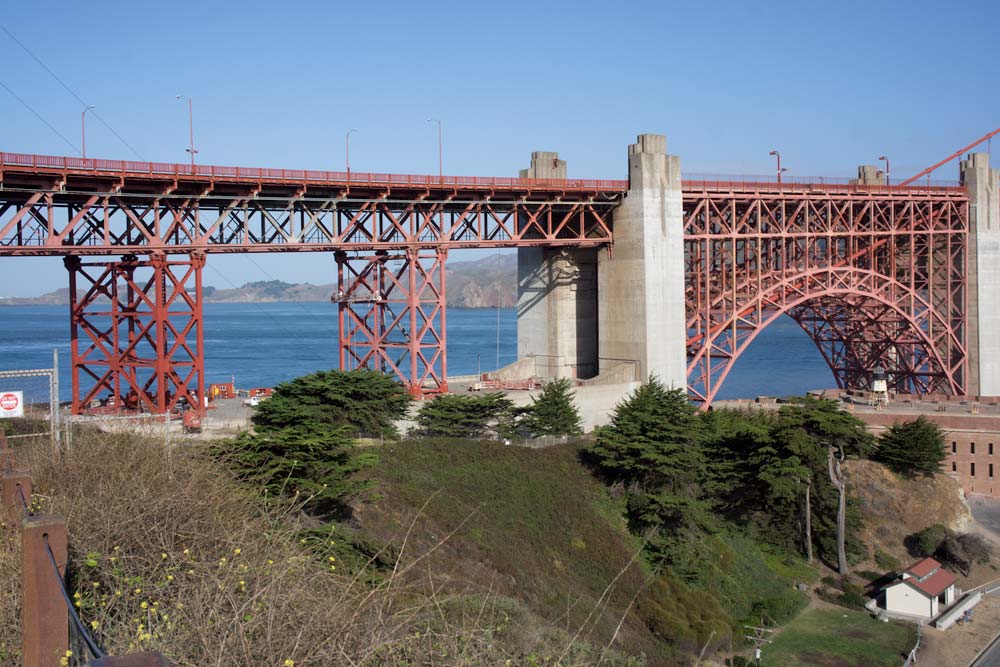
[[0, 428, 14, 472], [21, 514, 68, 667], [2, 469, 32, 527]]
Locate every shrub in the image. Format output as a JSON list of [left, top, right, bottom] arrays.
[[938, 532, 993, 575], [875, 549, 901, 572], [252, 368, 411, 438], [212, 421, 375, 518], [906, 524, 948, 557], [519, 378, 583, 437], [873, 416, 947, 477], [414, 392, 514, 439]]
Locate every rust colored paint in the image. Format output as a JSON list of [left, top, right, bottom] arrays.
[[21, 515, 68, 667]]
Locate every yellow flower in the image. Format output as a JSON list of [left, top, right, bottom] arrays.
[[115, 590, 123, 597], [233, 548, 241, 555], [166, 575, 174, 581], [161, 553, 168, 560], [134, 588, 142, 595], [140, 601, 148, 610], [284, 660, 295, 667], [183, 548, 190, 556], [90, 620, 99, 630], [267, 559, 274, 566]]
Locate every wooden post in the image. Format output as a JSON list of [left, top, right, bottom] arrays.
[[0, 428, 13, 472], [21, 514, 68, 667], [2, 469, 31, 527], [86, 653, 169, 667]]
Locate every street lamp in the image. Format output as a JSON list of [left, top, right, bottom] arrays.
[[175, 95, 198, 169], [879, 155, 890, 185], [426, 118, 442, 180], [769, 150, 783, 184], [345, 128, 358, 183], [81, 105, 95, 159]]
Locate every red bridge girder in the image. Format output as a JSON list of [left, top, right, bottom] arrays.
[[684, 190, 969, 405], [65, 253, 205, 416]]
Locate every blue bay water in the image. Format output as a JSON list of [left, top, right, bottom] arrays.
[[0, 303, 835, 402]]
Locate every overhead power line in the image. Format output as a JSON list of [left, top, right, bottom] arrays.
[[0, 24, 146, 160], [0, 80, 80, 154]]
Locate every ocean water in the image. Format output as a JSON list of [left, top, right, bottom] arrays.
[[0, 303, 835, 403]]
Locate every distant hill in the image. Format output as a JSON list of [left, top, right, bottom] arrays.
[[0, 253, 517, 309]]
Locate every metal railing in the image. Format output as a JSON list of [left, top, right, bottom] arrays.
[[0, 150, 967, 195]]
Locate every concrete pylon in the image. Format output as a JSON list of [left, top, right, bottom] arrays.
[[962, 152, 1000, 397], [597, 134, 687, 389], [515, 152, 598, 380], [850, 165, 886, 185]]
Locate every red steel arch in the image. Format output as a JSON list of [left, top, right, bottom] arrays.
[[684, 187, 969, 405]]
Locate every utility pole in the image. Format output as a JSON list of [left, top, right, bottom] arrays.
[[744, 621, 774, 666]]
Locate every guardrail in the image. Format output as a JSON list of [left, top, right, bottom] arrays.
[[0, 428, 167, 667], [0, 151, 967, 195]]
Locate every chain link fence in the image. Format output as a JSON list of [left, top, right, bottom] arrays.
[[0, 349, 61, 448]]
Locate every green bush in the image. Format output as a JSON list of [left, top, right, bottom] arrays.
[[875, 549, 901, 572], [253, 368, 412, 437], [873, 416, 947, 477], [518, 378, 583, 437], [907, 524, 948, 557], [414, 392, 514, 438]]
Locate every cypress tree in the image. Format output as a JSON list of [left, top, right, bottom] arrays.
[[521, 378, 583, 437], [873, 416, 947, 477]]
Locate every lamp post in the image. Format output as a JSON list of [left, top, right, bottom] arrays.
[[175, 95, 198, 169], [769, 150, 783, 184], [879, 155, 890, 185], [345, 128, 357, 184], [81, 106, 95, 159], [426, 118, 442, 180]]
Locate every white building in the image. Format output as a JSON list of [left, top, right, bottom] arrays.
[[882, 557, 957, 620]]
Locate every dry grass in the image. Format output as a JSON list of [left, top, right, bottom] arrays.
[[1, 429, 645, 667]]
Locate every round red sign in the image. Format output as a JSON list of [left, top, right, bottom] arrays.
[[0, 393, 19, 411]]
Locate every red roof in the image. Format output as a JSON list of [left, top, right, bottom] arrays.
[[894, 557, 957, 598], [907, 557, 942, 578]]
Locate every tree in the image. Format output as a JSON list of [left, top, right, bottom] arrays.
[[519, 378, 583, 437], [873, 416, 947, 477], [212, 421, 375, 518], [415, 392, 514, 439], [939, 533, 992, 575], [252, 369, 411, 438], [776, 397, 875, 574], [587, 378, 703, 493]]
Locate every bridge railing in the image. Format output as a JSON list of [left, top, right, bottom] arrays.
[[0, 151, 629, 192]]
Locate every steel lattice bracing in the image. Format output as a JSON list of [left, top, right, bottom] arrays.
[[684, 188, 969, 405], [335, 248, 448, 395], [65, 253, 205, 415], [0, 152, 620, 255]]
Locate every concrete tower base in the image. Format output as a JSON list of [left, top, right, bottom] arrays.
[[515, 152, 599, 380], [597, 134, 687, 390]]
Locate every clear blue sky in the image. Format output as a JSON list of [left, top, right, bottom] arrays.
[[1, 0, 997, 296]]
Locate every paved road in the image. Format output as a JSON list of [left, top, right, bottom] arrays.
[[968, 495, 1000, 542], [970, 632, 1000, 666]]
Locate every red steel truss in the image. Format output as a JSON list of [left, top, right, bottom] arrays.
[[684, 189, 969, 405], [335, 248, 448, 395], [65, 253, 206, 415], [0, 150, 978, 410]]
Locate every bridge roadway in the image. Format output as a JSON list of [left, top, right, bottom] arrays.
[[0, 150, 964, 256]]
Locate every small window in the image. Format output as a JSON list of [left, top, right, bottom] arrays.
[[952, 462, 958, 472], [990, 443, 995, 456], [990, 463, 995, 479], [971, 442, 976, 455], [971, 462, 976, 477], [952, 441, 957, 453]]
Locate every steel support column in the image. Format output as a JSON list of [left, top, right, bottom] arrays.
[[335, 247, 448, 396], [65, 252, 205, 415]]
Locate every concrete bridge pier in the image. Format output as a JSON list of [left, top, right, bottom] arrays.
[[597, 134, 687, 390], [515, 152, 599, 380], [963, 152, 1000, 397]]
